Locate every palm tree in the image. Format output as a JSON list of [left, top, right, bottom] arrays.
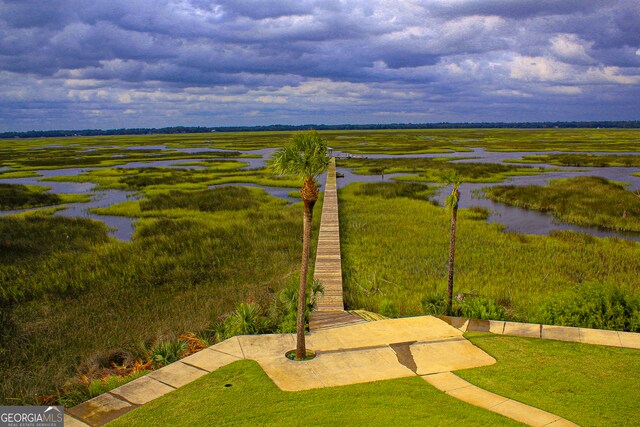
[[269, 131, 330, 359], [441, 170, 461, 315]]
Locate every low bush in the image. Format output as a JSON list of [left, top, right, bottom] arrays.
[[459, 296, 506, 320], [148, 339, 189, 369], [420, 292, 505, 320], [276, 278, 324, 333], [421, 291, 448, 316], [222, 302, 271, 337], [535, 282, 640, 332]]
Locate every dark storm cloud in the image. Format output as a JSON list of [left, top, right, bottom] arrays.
[[0, 0, 638, 131], [430, 0, 608, 19]]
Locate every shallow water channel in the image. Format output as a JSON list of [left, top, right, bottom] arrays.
[[332, 149, 640, 242], [1, 146, 638, 242], [0, 169, 137, 240]]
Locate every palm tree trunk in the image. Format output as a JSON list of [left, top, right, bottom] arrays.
[[296, 178, 317, 360], [447, 199, 459, 315]]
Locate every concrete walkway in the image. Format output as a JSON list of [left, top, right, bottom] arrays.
[[64, 316, 588, 426], [309, 157, 363, 330], [423, 373, 577, 427], [438, 316, 640, 349]]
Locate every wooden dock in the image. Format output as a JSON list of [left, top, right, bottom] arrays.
[[309, 158, 364, 331]]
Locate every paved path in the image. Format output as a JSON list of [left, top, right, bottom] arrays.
[[64, 316, 595, 427], [309, 157, 363, 330], [66, 316, 496, 425], [438, 316, 640, 349], [423, 372, 577, 427]]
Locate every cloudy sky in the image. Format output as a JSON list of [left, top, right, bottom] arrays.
[[1, 0, 639, 131]]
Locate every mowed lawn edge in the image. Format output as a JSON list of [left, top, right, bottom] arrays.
[[106, 359, 522, 427]]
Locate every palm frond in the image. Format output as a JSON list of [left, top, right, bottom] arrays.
[[445, 192, 459, 209], [440, 169, 462, 210], [269, 130, 330, 180], [439, 169, 461, 186]]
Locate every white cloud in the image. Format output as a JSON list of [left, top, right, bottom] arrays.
[[584, 66, 640, 85], [493, 89, 532, 97], [549, 34, 593, 63], [544, 86, 583, 95], [509, 56, 573, 82]]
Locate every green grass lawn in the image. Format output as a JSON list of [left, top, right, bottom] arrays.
[[107, 359, 521, 427], [460, 333, 640, 427], [108, 333, 640, 426]]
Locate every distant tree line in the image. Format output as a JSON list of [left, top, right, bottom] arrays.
[[2, 121, 639, 139]]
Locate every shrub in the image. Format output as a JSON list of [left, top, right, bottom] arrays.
[[225, 303, 271, 337], [459, 296, 506, 320], [536, 282, 640, 332], [421, 291, 448, 316], [148, 339, 189, 368], [210, 301, 274, 340], [277, 278, 324, 333]]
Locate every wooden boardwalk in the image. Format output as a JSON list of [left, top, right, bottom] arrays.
[[309, 158, 364, 331]]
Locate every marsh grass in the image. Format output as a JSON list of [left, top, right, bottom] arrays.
[[3, 128, 640, 406], [1, 144, 248, 171], [0, 188, 323, 405], [508, 153, 640, 167], [139, 187, 269, 212], [57, 369, 151, 408], [0, 184, 62, 210], [3, 128, 640, 158], [0, 215, 109, 268], [483, 176, 640, 232], [339, 157, 544, 183], [339, 182, 640, 323], [534, 282, 640, 331], [354, 182, 435, 200], [42, 162, 302, 195], [0, 170, 41, 178], [325, 128, 640, 154]]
